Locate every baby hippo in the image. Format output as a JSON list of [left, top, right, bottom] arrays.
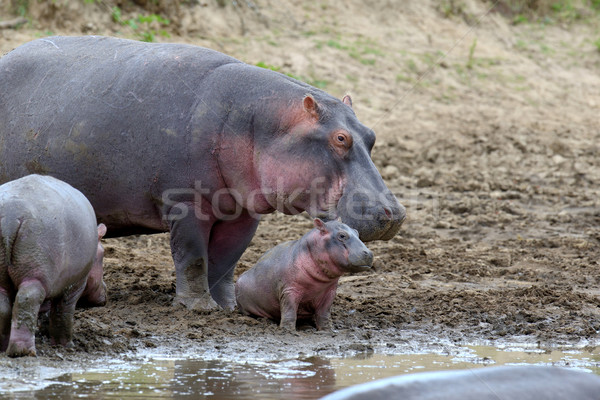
[[236, 219, 373, 331], [0, 174, 107, 357]]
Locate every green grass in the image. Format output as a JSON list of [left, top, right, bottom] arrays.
[[314, 36, 383, 66], [111, 6, 170, 42], [467, 39, 477, 69], [493, 0, 600, 24], [513, 14, 529, 24], [515, 39, 528, 49], [346, 74, 359, 83], [13, 0, 29, 17], [255, 62, 329, 89]]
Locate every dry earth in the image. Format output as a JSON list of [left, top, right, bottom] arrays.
[[0, 0, 599, 362]]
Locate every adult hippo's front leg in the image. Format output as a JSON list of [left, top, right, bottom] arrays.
[[167, 202, 218, 310], [208, 211, 260, 309]]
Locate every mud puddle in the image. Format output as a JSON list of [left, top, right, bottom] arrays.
[[2, 342, 599, 399]]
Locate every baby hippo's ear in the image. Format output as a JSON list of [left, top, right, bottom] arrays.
[[97, 223, 107, 240], [314, 218, 328, 233]]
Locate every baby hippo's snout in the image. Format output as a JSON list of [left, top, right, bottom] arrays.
[[344, 229, 373, 272], [346, 246, 374, 273]]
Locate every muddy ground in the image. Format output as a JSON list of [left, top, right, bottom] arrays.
[[0, 0, 599, 363]]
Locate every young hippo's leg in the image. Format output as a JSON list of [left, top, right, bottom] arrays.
[[78, 224, 107, 308], [314, 288, 337, 331], [168, 204, 217, 310], [208, 212, 260, 310], [7, 280, 46, 357], [49, 279, 86, 347], [0, 289, 11, 352], [279, 289, 300, 332]]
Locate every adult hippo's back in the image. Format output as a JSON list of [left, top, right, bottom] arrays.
[[0, 36, 405, 310], [320, 366, 600, 400]]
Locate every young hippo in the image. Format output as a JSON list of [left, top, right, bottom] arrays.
[[235, 219, 373, 331], [0, 174, 107, 357]]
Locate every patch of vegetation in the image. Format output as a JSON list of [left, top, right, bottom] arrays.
[[512, 14, 530, 24], [314, 36, 384, 66], [346, 74, 358, 84], [255, 62, 329, 89], [437, 0, 467, 18], [12, 0, 29, 17], [436, 0, 478, 24], [111, 6, 170, 42], [494, 0, 600, 23], [515, 39, 528, 49], [34, 30, 54, 38], [466, 38, 477, 69]]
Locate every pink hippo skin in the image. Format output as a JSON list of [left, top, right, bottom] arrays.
[[0, 175, 107, 357], [235, 219, 373, 331]]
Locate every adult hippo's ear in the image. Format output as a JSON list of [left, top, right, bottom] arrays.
[[97, 223, 107, 240], [342, 94, 353, 108], [303, 95, 321, 120], [313, 218, 328, 234]]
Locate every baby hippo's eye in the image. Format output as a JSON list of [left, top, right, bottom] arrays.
[[337, 232, 349, 241]]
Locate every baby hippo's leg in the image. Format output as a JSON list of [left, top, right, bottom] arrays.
[[279, 290, 300, 332], [314, 288, 337, 331], [49, 279, 86, 347], [7, 280, 46, 357], [0, 290, 11, 351]]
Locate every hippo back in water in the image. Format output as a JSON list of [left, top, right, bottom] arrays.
[[0, 36, 405, 310], [0, 175, 106, 357], [320, 365, 600, 400]]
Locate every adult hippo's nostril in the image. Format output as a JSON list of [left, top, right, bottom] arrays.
[[383, 207, 392, 219]]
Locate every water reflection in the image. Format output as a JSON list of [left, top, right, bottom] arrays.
[[2, 345, 599, 399], [167, 357, 336, 399]]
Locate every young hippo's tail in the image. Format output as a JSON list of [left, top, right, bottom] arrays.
[[0, 215, 22, 265]]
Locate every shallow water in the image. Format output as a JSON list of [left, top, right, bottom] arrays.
[[2, 344, 599, 399]]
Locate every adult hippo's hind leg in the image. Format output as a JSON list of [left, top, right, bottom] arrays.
[[208, 212, 260, 310], [168, 203, 218, 310]]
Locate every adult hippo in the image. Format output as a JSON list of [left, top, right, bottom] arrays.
[[0, 36, 405, 310], [320, 366, 600, 400]]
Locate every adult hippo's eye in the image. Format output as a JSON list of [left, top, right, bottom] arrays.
[[330, 130, 353, 155]]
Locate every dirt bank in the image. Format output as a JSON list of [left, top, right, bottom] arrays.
[[0, 0, 599, 362]]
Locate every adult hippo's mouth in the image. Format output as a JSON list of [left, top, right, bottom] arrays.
[[333, 186, 406, 242]]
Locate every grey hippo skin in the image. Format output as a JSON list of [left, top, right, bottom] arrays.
[[0, 175, 107, 357], [320, 365, 600, 400], [236, 219, 373, 331], [0, 36, 405, 310]]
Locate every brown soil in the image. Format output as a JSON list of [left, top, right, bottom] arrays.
[[0, 0, 599, 361]]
